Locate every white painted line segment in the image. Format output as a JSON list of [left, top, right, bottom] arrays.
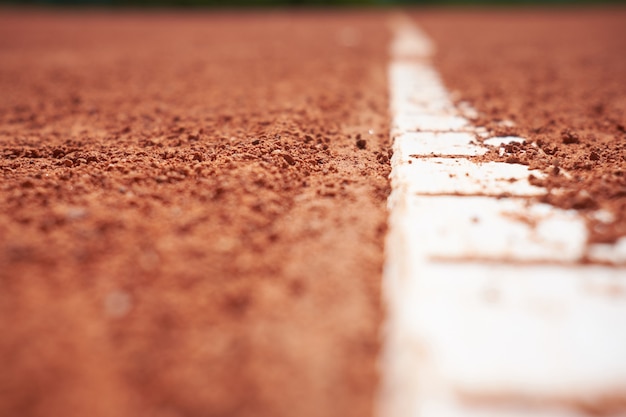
[[389, 17, 433, 59], [383, 263, 626, 417], [380, 15, 626, 417], [394, 159, 546, 196], [589, 237, 626, 265], [393, 113, 471, 133], [395, 132, 487, 157], [397, 197, 586, 262]]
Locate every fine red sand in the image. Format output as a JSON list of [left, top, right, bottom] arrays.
[[2, 7, 626, 417], [415, 7, 626, 246], [0, 10, 390, 417]]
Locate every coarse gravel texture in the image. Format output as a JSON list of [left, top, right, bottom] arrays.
[[416, 7, 626, 246], [0, 10, 390, 417]]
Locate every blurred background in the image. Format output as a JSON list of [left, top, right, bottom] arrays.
[[2, 0, 623, 7]]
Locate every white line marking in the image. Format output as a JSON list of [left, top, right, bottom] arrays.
[[396, 197, 586, 262], [381, 15, 626, 417], [394, 158, 546, 196], [396, 132, 488, 156]]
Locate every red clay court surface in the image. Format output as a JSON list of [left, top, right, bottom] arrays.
[[0, 7, 625, 417]]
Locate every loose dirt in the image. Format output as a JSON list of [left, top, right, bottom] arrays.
[[0, 10, 390, 417], [416, 7, 626, 245], [3, 7, 625, 417]]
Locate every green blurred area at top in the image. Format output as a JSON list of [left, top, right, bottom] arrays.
[[8, 0, 624, 6]]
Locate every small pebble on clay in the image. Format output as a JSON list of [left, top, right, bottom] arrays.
[[561, 129, 580, 144], [356, 135, 367, 149]]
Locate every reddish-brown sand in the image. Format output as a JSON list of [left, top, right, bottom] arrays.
[[2, 7, 626, 417], [416, 8, 626, 245], [0, 10, 390, 417]]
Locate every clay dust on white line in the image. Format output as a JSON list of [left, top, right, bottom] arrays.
[[379, 14, 626, 417]]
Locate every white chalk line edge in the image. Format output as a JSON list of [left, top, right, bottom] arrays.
[[379, 14, 626, 417]]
